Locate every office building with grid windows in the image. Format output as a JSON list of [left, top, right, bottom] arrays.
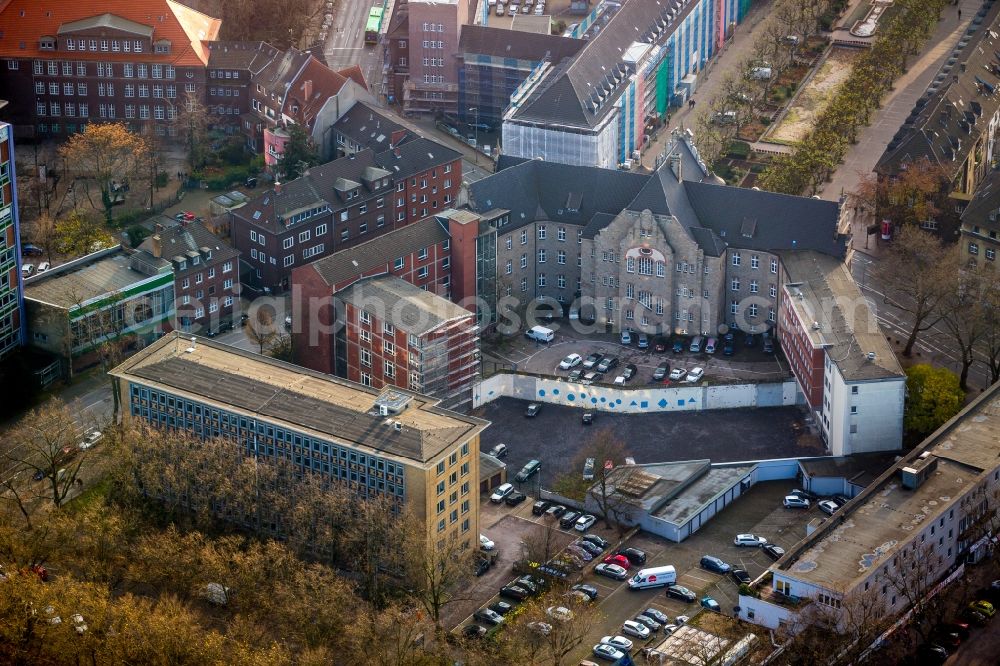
[[0, 120, 24, 358], [110, 332, 489, 549]]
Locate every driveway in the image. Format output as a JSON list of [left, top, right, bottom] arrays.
[[474, 398, 820, 490]]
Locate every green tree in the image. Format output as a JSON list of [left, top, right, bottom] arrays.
[[54, 211, 115, 256], [904, 364, 964, 437], [277, 124, 320, 181]]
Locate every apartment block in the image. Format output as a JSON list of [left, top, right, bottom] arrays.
[[739, 381, 1000, 632], [110, 331, 489, 551], [0, 120, 24, 358], [959, 169, 1000, 266]]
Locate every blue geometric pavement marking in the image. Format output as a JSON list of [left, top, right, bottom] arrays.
[[567, 394, 575, 401], [677, 399, 685, 406], [538, 389, 546, 396], [640, 401, 649, 408], [658, 398, 668, 408], [552, 388, 560, 395]]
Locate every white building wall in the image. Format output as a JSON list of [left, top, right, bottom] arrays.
[[823, 360, 904, 456], [502, 113, 620, 168]]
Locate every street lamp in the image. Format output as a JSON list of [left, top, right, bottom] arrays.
[[468, 107, 479, 165]]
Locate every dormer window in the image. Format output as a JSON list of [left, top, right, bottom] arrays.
[[39, 36, 55, 50], [178, 260, 187, 270], [154, 40, 170, 54]]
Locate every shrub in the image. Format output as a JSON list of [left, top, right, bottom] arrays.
[[127, 224, 151, 247]]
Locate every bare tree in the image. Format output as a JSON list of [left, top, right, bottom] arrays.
[[502, 594, 603, 666], [940, 265, 988, 390], [245, 307, 279, 355], [567, 428, 637, 532], [402, 523, 477, 631], [885, 542, 963, 644], [979, 277, 1000, 385]]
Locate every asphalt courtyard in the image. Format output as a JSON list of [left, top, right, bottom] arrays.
[[474, 398, 821, 489]]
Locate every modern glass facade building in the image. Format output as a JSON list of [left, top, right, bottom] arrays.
[[0, 121, 24, 358]]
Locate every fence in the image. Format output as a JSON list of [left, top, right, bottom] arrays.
[[472, 372, 800, 414]]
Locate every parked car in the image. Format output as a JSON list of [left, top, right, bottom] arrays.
[[560, 511, 582, 529], [532, 500, 552, 515], [621, 619, 650, 639], [592, 643, 625, 661], [577, 539, 602, 555], [731, 569, 751, 585], [618, 547, 647, 565], [583, 352, 603, 369], [620, 329, 632, 345], [734, 533, 767, 547], [545, 504, 567, 518], [474, 608, 504, 626], [479, 534, 495, 551], [685, 367, 705, 382], [490, 483, 514, 503], [596, 356, 619, 373], [515, 459, 541, 482], [762, 337, 775, 353], [929, 630, 961, 649], [575, 514, 597, 531], [546, 605, 574, 622], [633, 614, 661, 631], [582, 371, 604, 383], [668, 367, 686, 381], [762, 544, 786, 560], [915, 644, 949, 664], [568, 368, 584, 381], [672, 338, 685, 353], [474, 558, 490, 577], [572, 583, 599, 600], [700, 555, 731, 574], [525, 403, 542, 417], [643, 608, 669, 625], [701, 596, 722, 612], [505, 491, 527, 506], [783, 495, 810, 509], [582, 412, 594, 426], [790, 488, 818, 501], [600, 635, 634, 651], [637, 333, 649, 349], [36, 261, 51, 273], [818, 500, 840, 516], [595, 563, 629, 581], [723, 340, 735, 355], [489, 601, 514, 616], [78, 430, 103, 450], [21, 244, 44, 257], [968, 600, 995, 617], [653, 361, 670, 381], [603, 554, 631, 569], [528, 621, 552, 635], [666, 584, 697, 603], [619, 363, 638, 381], [582, 457, 595, 479], [559, 353, 583, 369], [21, 264, 34, 277], [499, 585, 530, 600], [961, 608, 989, 625], [936, 622, 970, 640], [831, 494, 851, 507], [462, 624, 488, 639], [583, 534, 610, 549], [488, 443, 508, 458]]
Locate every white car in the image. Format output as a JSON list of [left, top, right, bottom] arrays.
[[783, 495, 810, 509], [593, 644, 625, 661], [546, 605, 574, 621], [669, 367, 686, 381], [36, 261, 51, 273], [479, 534, 495, 551], [613, 375, 626, 385], [78, 430, 103, 450], [490, 482, 514, 503], [675, 615, 690, 625], [685, 367, 705, 382], [600, 635, 634, 651], [734, 533, 767, 547], [663, 623, 679, 635], [621, 619, 650, 639], [575, 514, 597, 531], [528, 621, 552, 635], [818, 499, 839, 515], [559, 353, 583, 370], [21, 264, 34, 277]]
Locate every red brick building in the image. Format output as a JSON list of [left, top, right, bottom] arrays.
[[230, 138, 462, 292], [778, 281, 826, 410], [339, 275, 478, 406]]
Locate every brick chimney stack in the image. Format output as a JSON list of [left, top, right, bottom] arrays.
[[275, 180, 283, 195], [151, 234, 162, 258]]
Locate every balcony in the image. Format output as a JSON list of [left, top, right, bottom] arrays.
[[752, 573, 813, 609]]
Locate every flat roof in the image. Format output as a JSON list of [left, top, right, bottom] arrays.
[[600, 460, 710, 513], [653, 464, 757, 526], [799, 453, 900, 487], [110, 332, 489, 464], [480, 452, 506, 478], [340, 275, 476, 336], [24, 248, 160, 309], [780, 382, 1000, 588], [781, 251, 903, 382]]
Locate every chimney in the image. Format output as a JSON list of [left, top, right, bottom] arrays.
[[275, 180, 282, 195], [151, 234, 162, 258], [154, 222, 164, 233], [304, 79, 313, 99], [394, 147, 402, 159]]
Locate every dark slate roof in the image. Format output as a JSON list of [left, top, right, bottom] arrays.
[[468, 158, 649, 231], [334, 102, 410, 152], [307, 216, 450, 288], [875, 2, 1000, 178], [458, 24, 584, 62], [253, 47, 311, 98], [581, 213, 617, 239], [374, 137, 463, 179], [509, 0, 698, 128], [962, 168, 1000, 229], [138, 218, 239, 267], [206, 41, 279, 71]]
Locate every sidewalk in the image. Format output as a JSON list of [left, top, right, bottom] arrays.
[[641, 0, 775, 170]]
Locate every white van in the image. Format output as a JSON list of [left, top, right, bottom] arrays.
[[525, 325, 555, 343], [689, 335, 704, 353], [628, 565, 677, 590]]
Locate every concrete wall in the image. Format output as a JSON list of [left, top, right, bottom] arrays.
[[472, 372, 800, 413]]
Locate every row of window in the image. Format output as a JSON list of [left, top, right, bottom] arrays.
[[967, 242, 997, 260], [731, 252, 778, 273], [30, 60, 175, 79]]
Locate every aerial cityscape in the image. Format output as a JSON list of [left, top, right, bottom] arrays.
[[1, 0, 999, 664]]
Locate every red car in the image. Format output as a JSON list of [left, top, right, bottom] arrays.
[[602, 554, 631, 569], [175, 211, 196, 221]]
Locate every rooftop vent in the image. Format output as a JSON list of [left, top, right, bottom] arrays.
[[812, 322, 821, 330], [373, 389, 412, 416], [900, 454, 938, 490]]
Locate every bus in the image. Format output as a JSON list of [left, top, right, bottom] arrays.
[[364, 6, 384, 45]]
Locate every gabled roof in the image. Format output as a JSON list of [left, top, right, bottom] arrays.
[[373, 137, 463, 178], [306, 216, 450, 288], [0, 0, 221, 65], [458, 24, 584, 63], [334, 102, 410, 153], [875, 1, 1000, 178], [509, 0, 697, 129], [285, 56, 350, 127], [468, 158, 649, 231], [252, 47, 312, 99], [206, 41, 280, 72], [337, 64, 368, 90], [962, 168, 1000, 228], [137, 218, 239, 267]]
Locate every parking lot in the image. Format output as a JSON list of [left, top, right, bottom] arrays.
[[475, 397, 821, 490], [565, 480, 821, 663], [484, 322, 790, 385]]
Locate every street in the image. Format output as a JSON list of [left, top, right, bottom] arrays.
[[324, 0, 387, 101]]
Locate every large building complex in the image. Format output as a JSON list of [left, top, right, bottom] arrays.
[[739, 380, 1000, 632], [0, 119, 24, 359], [502, 0, 750, 169], [111, 331, 489, 551]]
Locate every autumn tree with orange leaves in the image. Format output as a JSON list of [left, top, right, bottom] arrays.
[[59, 123, 149, 224]]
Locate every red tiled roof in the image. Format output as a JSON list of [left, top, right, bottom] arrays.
[[287, 56, 349, 127], [337, 64, 368, 91], [0, 0, 221, 66]]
